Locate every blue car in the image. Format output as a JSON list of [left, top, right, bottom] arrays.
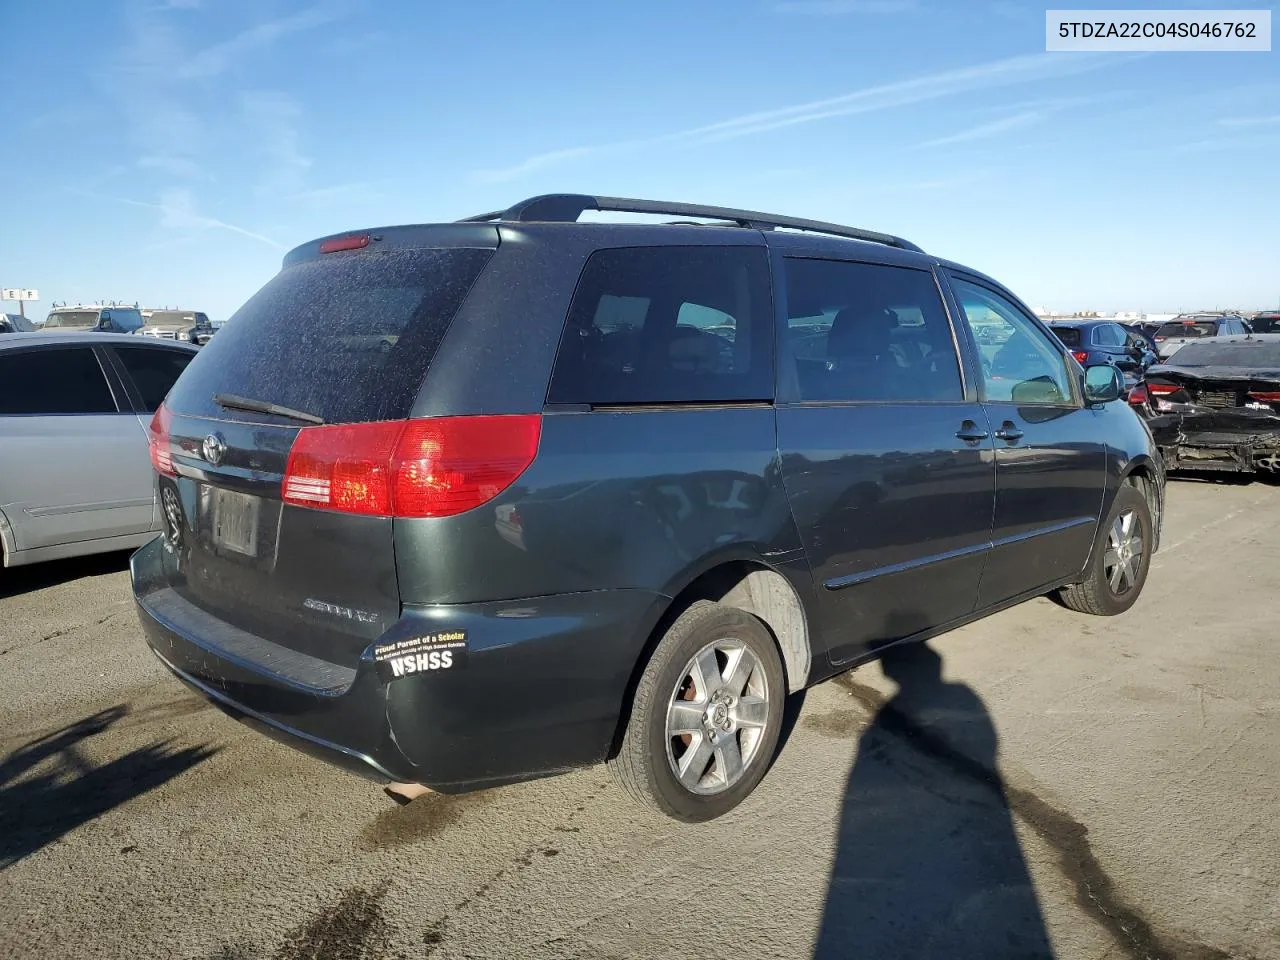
[[1048, 320, 1156, 387]]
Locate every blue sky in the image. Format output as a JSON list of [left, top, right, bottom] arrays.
[[1, 0, 1277, 321]]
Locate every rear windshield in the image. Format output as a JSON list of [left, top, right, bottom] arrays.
[[1049, 326, 1082, 347], [1168, 341, 1280, 367], [44, 311, 98, 328], [1156, 320, 1217, 338], [1251, 316, 1280, 333], [166, 247, 493, 424]]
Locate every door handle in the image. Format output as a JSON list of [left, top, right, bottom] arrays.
[[995, 421, 1024, 442], [955, 420, 989, 442]]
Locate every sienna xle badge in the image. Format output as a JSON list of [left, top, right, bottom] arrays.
[[132, 194, 1164, 821]]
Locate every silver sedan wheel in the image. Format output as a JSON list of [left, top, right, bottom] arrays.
[[664, 639, 770, 796], [1103, 509, 1145, 595]]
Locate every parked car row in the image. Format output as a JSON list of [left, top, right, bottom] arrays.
[[0, 303, 220, 346], [1042, 312, 1280, 478]]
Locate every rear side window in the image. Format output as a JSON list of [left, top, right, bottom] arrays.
[[165, 248, 493, 424], [781, 258, 962, 402], [114, 346, 194, 412], [0, 348, 118, 415], [547, 246, 773, 405]]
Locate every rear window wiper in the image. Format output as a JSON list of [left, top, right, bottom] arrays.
[[213, 393, 325, 425]]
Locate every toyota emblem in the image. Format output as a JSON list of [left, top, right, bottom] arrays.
[[202, 433, 227, 466]]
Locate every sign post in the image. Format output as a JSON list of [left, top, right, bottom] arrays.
[[1, 288, 39, 320]]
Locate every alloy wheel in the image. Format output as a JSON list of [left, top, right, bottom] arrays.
[[664, 639, 770, 795]]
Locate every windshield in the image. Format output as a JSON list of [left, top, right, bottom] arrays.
[[1167, 341, 1280, 368], [1049, 326, 1082, 347], [146, 310, 199, 327], [44, 310, 98, 328], [1156, 320, 1218, 339]]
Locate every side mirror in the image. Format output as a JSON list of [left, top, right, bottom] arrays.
[[1084, 364, 1122, 404]]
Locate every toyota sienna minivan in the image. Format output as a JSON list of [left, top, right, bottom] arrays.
[[132, 194, 1164, 821]]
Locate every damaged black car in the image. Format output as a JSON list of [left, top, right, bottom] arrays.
[[1138, 336, 1280, 475]]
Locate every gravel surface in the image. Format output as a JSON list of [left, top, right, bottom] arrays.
[[1, 479, 1277, 959]]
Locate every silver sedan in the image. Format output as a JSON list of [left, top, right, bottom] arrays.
[[0, 332, 196, 567]]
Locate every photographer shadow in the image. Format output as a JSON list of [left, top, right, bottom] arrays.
[[814, 642, 1053, 959]]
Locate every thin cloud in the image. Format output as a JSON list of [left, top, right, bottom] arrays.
[[1219, 115, 1280, 128], [177, 4, 347, 79], [285, 182, 377, 203], [916, 110, 1043, 148], [473, 52, 1118, 183], [138, 155, 205, 178], [242, 92, 312, 195], [77, 188, 282, 248], [773, 0, 917, 13]]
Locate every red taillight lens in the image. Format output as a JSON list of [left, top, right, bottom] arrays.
[[319, 234, 370, 254], [1128, 383, 1149, 406], [282, 415, 541, 518], [1071, 350, 1089, 365], [1148, 382, 1180, 396], [283, 421, 402, 515], [149, 404, 175, 477], [1248, 391, 1280, 402]]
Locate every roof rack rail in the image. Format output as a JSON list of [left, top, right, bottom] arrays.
[[458, 194, 924, 253]]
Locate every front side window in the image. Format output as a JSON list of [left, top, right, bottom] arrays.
[[951, 277, 1073, 405], [780, 258, 962, 402], [0, 348, 118, 415], [548, 246, 772, 405]]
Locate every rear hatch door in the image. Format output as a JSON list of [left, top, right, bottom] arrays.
[[154, 235, 496, 668]]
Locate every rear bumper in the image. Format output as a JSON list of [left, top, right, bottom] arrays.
[[131, 537, 666, 791], [1148, 412, 1280, 474]]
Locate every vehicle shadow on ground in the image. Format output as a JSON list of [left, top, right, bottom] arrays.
[[0, 705, 216, 869], [813, 642, 1054, 960], [0, 549, 134, 600]]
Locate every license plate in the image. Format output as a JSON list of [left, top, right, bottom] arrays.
[[210, 488, 260, 556]]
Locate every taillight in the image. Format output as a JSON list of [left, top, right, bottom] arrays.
[[1127, 383, 1149, 406], [1248, 391, 1280, 402], [282, 415, 541, 518], [1148, 383, 1180, 396], [1071, 350, 1089, 365], [149, 404, 175, 477]]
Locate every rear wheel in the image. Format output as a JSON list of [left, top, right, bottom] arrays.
[[610, 601, 785, 822], [1058, 483, 1152, 616]]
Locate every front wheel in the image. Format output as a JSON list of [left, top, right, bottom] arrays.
[[609, 601, 786, 822], [1057, 483, 1152, 616]]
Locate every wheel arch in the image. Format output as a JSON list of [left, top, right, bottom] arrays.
[[607, 550, 816, 759], [0, 505, 15, 568], [1118, 455, 1163, 553]]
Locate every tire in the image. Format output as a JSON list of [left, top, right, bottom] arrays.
[[609, 600, 786, 822], [1058, 483, 1152, 616]]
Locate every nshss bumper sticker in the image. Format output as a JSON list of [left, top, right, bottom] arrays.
[[373, 631, 468, 682]]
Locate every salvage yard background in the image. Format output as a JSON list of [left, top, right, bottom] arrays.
[[1, 479, 1277, 960]]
